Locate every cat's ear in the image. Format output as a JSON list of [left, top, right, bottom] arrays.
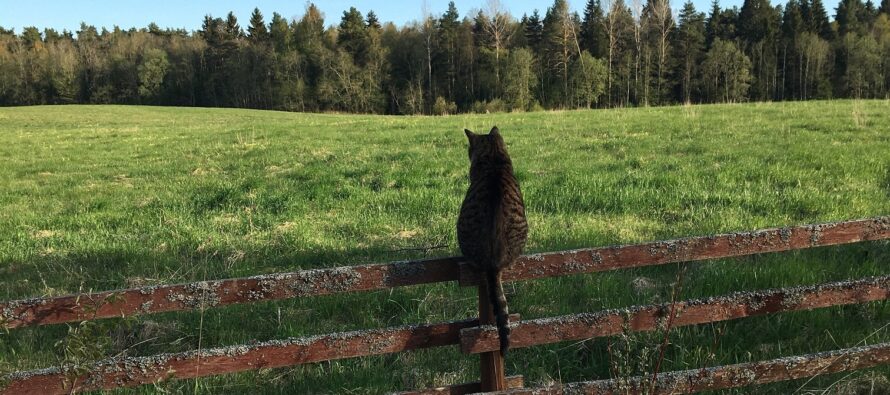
[[489, 126, 500, 136], [464, 129, 476, 140]]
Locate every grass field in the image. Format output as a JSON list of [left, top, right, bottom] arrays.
[[0, 101, 889, 394]]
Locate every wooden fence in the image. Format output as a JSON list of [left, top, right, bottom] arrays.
[[1, 216, 888, 394]]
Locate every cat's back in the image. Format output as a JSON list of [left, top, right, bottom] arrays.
[[458, 159, 527, 266]]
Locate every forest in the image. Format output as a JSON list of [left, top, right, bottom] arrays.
[[0, 0, 889, 114]]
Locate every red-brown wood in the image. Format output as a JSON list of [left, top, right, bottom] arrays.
[[465, 215, 890, 285], [2, 217, 886, 329], [491, 342, 890, 394], [0, 318, 478, 395], [0, 257, 462, 329], [461, 275, 890, 353]]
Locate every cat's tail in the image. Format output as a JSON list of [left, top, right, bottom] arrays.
[[486, 269, 510, 356]]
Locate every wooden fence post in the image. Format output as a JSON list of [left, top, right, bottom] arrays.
[[478, 279, 507, 391]]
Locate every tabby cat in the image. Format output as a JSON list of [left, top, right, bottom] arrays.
[[457, 126, 528, 356]]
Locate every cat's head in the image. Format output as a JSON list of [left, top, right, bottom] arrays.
[[464, 126, 507, 162]]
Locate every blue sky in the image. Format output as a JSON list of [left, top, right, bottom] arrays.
[[1, 0, 841, 34]]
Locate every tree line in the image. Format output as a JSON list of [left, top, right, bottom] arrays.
[[1, 0, 889, 114]]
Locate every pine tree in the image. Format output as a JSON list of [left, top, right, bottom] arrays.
[[366, 11, 382, 30], [783, 0, 806, 39], [580, 0, 608, 58], [524, 10, 544, 52], [738, 0, 775, 43], [674, 0, 706, 102], [542, 0, 576, 107], [438, 2, 461, 101], [224, 12, 242, 39], [338, 7, 368, 65], [880, 0, 890, 14], [836, 0, 866, 36], [808, 0, 834, 38], [21, 27, 42, 49], [781, 0, 805, 99], [705, 0, 722, 47], [269, 12, 291, 52], [248, 8, 269, 42], [800, 0, 812, 26]]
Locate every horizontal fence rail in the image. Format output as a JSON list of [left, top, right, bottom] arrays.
[[2, 319, 480, 395], [491, 342, 890, 394], [2, 216, 887, 329], [0, 257, 464, 330], [461, 275, 890, 354], [4, 274, 885, 394], [2, 217, 888, 394]]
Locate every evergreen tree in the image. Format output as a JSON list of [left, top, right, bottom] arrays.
[[269, 12, 291, 52], [248, 8, 269, 42], [807, 0, 835, 39], [738, 0, 775, 43], [21, 27, 42, 49], [580, 0, 608, 58], [836, 0, 866, 36], [438, 2, 461, 101], [524, 10, 545, 52], [338, 7, 369, 65], [783, 0, 806, 39], [782, 0, 805, 99], [224, 12, 242, 39], [881, 0, 890, 14], [705, 0, 722, 47], [42, 28, 61, 43], [674, 1, 706, 102], [542, 0, 576, 106], [366, 11, 382, 30]]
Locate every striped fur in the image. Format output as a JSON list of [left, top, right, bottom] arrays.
[[457, 126, 528, 356]]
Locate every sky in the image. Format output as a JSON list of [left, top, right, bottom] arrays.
[[0, 0, 842, 35]]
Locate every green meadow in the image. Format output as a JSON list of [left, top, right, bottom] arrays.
[[0, 101, 888, 393]]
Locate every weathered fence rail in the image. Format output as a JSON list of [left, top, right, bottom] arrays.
[[461, 275, 890, 353], [492, 342, 890, 394], [3, 217, 886, 329], [1, 216, 888, 394]]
